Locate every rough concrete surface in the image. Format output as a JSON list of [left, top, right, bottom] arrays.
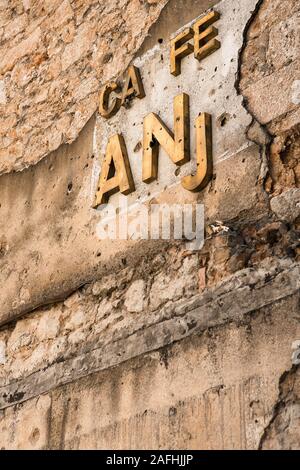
[[0, 0, 299, 450], [0, 0, 267, 326]]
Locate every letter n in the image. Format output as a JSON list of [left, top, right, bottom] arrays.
[[142, 93, 190, 183], [93, 134, 135, 207]]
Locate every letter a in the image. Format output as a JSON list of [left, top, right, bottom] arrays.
[[93, 134, 135, 207], [122, 65, 145, 104]]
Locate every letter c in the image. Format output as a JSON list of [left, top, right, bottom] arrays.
[[99, 82, 121, 119]]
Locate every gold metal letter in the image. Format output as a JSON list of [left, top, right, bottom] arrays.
[[170, 28, 194, 77], [181, 113, 213, 192], [122, 65, 145, 104], [98, 82, 121, 119], [193, 10, 221, 62], [94, 134, 135, 207], [142, 93, 190, 183]]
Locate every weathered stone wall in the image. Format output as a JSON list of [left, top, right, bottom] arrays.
[[0, 0, 169, 174], [1, 291, 299, 449], [0, 0, 299, 450]]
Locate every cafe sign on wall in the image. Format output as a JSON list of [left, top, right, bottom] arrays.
[[92, 0, 255, 209]]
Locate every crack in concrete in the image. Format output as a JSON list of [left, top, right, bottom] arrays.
[[258, 364, 300, 449], [235, 0, 300, 449], [235, 0, 273, 206]]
